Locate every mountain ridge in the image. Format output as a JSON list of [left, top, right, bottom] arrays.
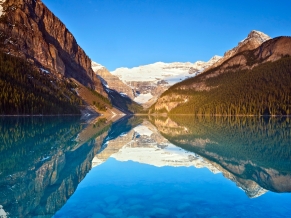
[[151, 32, 291, 115]]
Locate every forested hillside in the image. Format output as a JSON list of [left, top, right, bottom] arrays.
[[0, 52, 82, 115], [152, 55, 291, 115]]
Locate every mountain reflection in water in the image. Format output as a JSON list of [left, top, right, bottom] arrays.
[[0, 116, 111, 218], [1, 115, 291, 217]]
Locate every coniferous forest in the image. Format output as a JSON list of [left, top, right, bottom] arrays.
[[153, 56, 291, 115], [0, 52, 82, 115]]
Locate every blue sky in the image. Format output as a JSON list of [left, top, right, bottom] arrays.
[[42, 0, 291, 71]]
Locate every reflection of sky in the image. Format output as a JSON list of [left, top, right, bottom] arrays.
[[55, 158, 291, 218]]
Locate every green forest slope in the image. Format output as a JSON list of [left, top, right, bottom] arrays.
[[0, 52, 81, 115], [151, 56, 291, 115]]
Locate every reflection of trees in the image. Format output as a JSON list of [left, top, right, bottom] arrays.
[[150, 115, 291, 193], [0, 116, 110, 217], [0, 116, 82, 177]]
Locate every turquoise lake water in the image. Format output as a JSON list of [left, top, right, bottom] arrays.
[[54, 158, 291, 218], [0, 116, 291, 217]]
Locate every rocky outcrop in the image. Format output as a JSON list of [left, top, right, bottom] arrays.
[[0, 0, 104, 94], [206, 30, 271, 71], [92, 62, 135, 99]]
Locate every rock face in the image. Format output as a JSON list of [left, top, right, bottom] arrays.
[[92, 61, 135, 99], [0, 0, 104, 94], [206, 30, 271, 71], [111, 56, 221, 107]]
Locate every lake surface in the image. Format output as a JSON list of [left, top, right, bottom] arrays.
[[0, 116, 291, 217]]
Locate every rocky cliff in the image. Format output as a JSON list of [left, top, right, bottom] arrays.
[[0, 0, 104, 94], [92, 61, 135, 99], [205, 30, 271, 71]]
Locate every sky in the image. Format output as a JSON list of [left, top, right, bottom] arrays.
[[42, 0, 291, 71]]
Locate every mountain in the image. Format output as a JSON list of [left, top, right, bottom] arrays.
[[92, 61, 135, 99], [111, 56, 221, 107], [0, 0, 114, 115], [151, 32, 291, 115], [206, 30, 271, 71]]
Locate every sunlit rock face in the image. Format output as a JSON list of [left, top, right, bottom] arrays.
[[92, 62, 135, 99], [0, 0, 104, 93], [206, 30, 271, 71]]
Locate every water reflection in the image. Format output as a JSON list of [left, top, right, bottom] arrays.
[[54, 116, 291, 218], [0, 116, 111, 217], [150, 115, 291, 196], [1, 115, 291, 217]]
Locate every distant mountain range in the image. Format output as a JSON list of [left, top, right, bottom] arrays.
[[93, 56, 222, 108]]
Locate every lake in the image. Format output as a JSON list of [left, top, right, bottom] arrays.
[[0, 115, 291, 217]]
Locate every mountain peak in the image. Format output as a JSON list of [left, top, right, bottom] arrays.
[[245, 30, 271, 43], [92, 61, 105, 72], [208, 55, 222, 62]]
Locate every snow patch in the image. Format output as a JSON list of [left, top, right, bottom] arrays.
[[92, 156, 104, 168], [111, 142, 220, 171], [111, 56, 221, 84], [120, 92, 127, 96], [41, 156, 50, 162], [133, 125, 153, 136], [92, 61, 105, 72], [134, 93, 153, 104], [40, 68, 50, 74], [0, 205, 7, 218]]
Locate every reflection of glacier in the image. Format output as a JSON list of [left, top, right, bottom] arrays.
[[0, 205, 7, 218], [92, 120, 269, 198], [93, 121, 219, 172]]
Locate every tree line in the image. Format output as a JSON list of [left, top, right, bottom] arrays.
[[0, 52, 82, 115], [154, 56, 291, 116]]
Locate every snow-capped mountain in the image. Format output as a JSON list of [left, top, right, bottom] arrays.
[[206, 30, 271, 71], [92, 61, 105, 72], [111, 56, 221, 107]]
